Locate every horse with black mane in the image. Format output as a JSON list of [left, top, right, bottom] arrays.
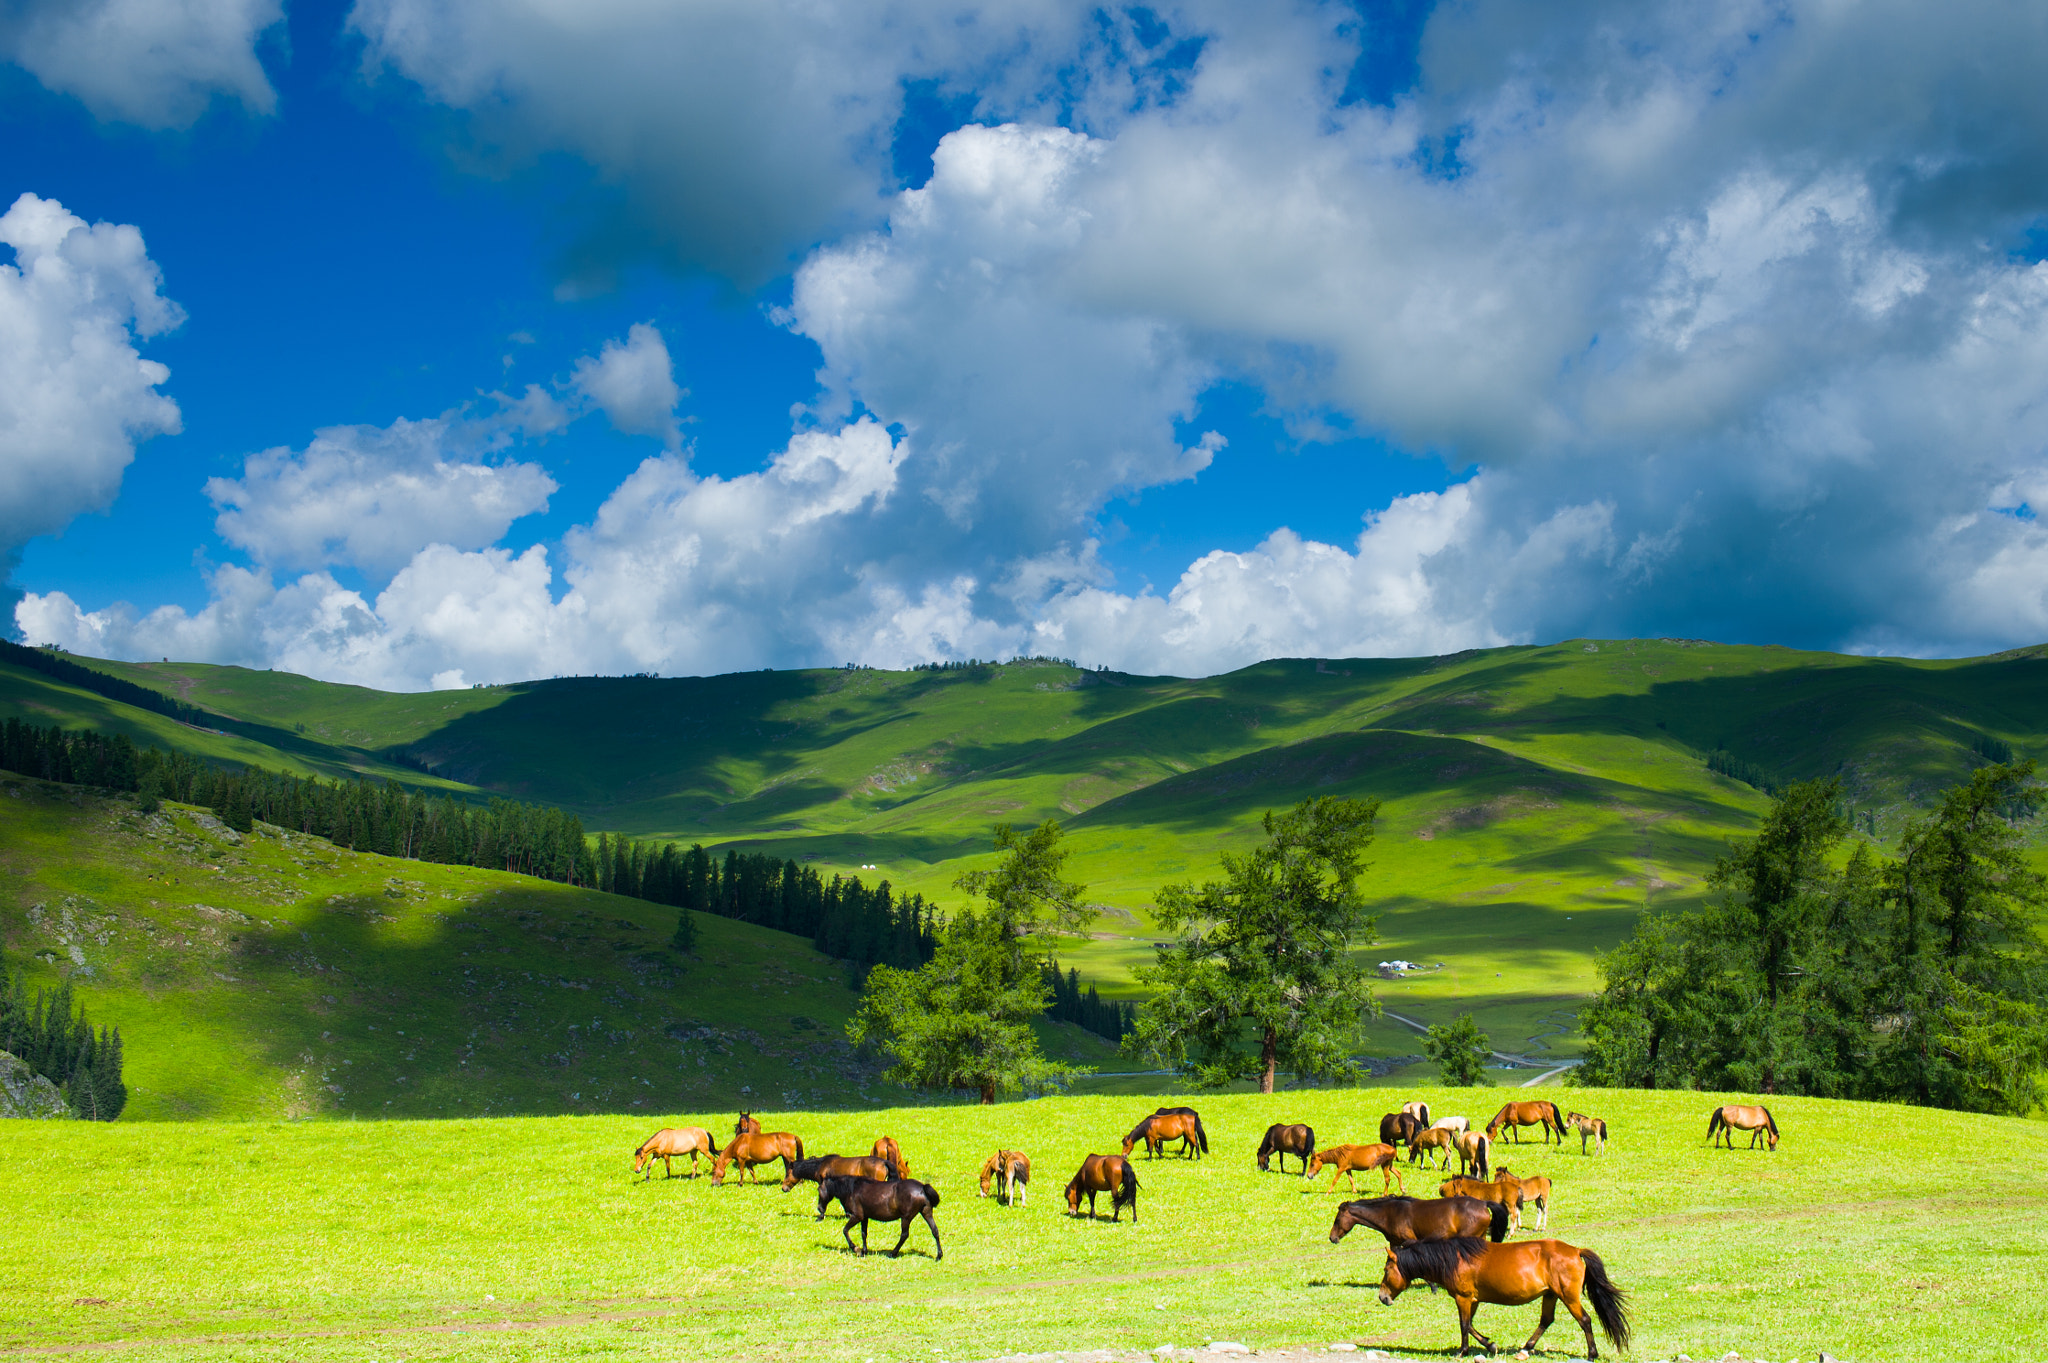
[[1707, 1104, 1779, 1150], [734, 1111, 762, 1136], [1376, 1236, 1631, 1359], [780, 1154, 899, 1216], [1123, 1109, 1208, 1159], [1065, 1154, 1139, 1221], [817, 1175, 943, 1259], [1486, 1099, 1566, 1145], [1257, 1122, 1316, 1174], [1329, 1195, 1509, 1246], [1379, 1111, 1423, 1148], [710, 1131, 803, 1185]]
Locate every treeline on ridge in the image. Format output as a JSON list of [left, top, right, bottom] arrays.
[[0, 967, 126, 1120], [1, 640, 213, 729]]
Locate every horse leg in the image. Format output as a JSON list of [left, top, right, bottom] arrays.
[[1455, 1293, 1492, 1357], [923, 1208, 943, 1260], [890, 1216, 913, 1257], [1521, 1291, 1558, 1353], [842, 1217, 860, 1256], [1560, 1286, 1597, 1359]]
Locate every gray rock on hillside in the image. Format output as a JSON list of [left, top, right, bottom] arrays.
[[0, 1050, 71, 1119]]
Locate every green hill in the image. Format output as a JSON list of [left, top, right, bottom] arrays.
[[6, 637, 2047, 1102]]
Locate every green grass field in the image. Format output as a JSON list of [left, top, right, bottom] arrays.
[[4, 1088, 2041, 1362]]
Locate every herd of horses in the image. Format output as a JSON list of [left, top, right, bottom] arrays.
[[628, 1095, 1782, 1357]]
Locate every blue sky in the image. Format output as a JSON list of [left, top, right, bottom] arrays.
[[4, 1, 2048, 687]]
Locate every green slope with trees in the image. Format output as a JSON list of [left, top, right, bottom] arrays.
[[6, 637, 2047, 1099]]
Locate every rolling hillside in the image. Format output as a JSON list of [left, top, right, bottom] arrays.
[[6, 637, 2047, 1094]]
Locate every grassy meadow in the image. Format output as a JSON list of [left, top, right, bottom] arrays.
[[5, 1088, 2043, 1362]]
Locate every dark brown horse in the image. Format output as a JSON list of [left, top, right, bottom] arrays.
[[1065, 1154, 1139, 1221], [1329, 1195, 1509, 1246], [780, 1154, 899, 1214], [871, 1136, 911, 1176], [710, 1131, 803, 1185], [979, 1149, 1030, 1205], [818, 1176, 943, 1259], [632, 1126, 716, 1179], [1257, 1122, 1316, 1174], [1376, 1237, 1631, 1359], [1307, 1143, 1405, 1194], [734, 1111, 762, 1136], [1123, 1108, 1208, 1159], [1379, 1111, 1423, 1147], [1486, 1100, 1566, 1144], [1707, 1104, 1779, 1150]]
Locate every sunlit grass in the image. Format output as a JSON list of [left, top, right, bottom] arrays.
[[4, 1087, 2042, 1362]]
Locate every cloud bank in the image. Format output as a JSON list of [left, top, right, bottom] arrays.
[[20, 1, 2048, 684], [1, 0, 281, 128]]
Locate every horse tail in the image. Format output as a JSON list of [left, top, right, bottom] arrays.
[[795, 1135, 805, 1160], [1194, 1115, 1210, 1154], [925, 1181, 942, 1208], [1478, 1134, 1490, 1179], [1580, 1248, 1633, 1351], [886, 1158, 900, 1181], [1120, 1161, 1140, 1208], [1706, 1108, 1723, 1141], [1548, 1101, 1566, 1136], [1303, 1125, 1315, 1168], [1487, 1200, 1509, 1242]]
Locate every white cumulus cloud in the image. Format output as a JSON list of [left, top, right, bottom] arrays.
[[0, 193, 183, 563], [569, 323, 682, 448]]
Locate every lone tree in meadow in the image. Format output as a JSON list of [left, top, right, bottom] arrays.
[[1425, 1012, 1494, 1087], [848, 821, 1096, 1102], [1125, 795, 1381, 1093]]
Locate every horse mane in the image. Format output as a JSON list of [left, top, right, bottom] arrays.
[[1761, 1105, 1779, 1138], [1123, 1116, 1154, 1145], [1393, 1236, 1488, 1282]]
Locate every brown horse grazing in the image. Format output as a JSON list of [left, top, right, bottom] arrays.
[[734, 1111, 762, 1136], [1407, 1126, 1457, 1170], [1123, 1109, 1209, 1159], [1379, 1111, 1423, 1148], [780, 1154, 899, 1209], [710, 1131, 804, 1185], [1064, 1154, 1139, 1221], [871, 1136, 911, 1177], [632, 1126, 716, 1179], [1329, 1195, 1509, 1246], [1565, 1111, 1608, 1155], [1307, 1143, 1406, 1194], [1451, 1129, 1492, 1179], [979, 1150, 1030, 1205], [1376, 1237, 1631, 1359], [1438, 1176, 1522, 1232], [818, 1175, 943, 1259], [1257, 1123, 1317, 1174], [1491, 1167, 1553, 1231], [1486, 1099, 1566, 1145], [1707, 1104, 1779, 1150]]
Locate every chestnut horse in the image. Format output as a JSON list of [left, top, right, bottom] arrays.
[[1329, 1195, 1509, 1246], [1486, 1100, 1566, 1145], [1451, 1129, 1492, 1179], [1438, 1175, 1523, 1232], [1307, 1143, 1405, 1194], [1565, 1111, 1608, 1155], [1065, 1154, 1139, 1221], [1707, 1104, 1779, 1150], [818, 1176, 943, 1259], [780, 1154, 899, 1213], [710, 1131, 803, 1185], [872, 1136, 912, 1177], [1491, 1167, 1553, 1231], [1376, 1236, 1631, 1360], [1257, 1123, 1316, 1174], [979, 1149, 1030, 1205], [1407, 1126, 1457, 1169], [632, 1126, 716, 1179], [734, 1111, 762, 1136], [1123, 1108, 1208, 1159]]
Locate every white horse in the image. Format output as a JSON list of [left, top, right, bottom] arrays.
[[1400, 1100, 1432, 1128], [1430, 1114, 1471, 1135]]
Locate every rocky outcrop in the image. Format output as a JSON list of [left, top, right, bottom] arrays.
[[0, 1050, 70, 1119]]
